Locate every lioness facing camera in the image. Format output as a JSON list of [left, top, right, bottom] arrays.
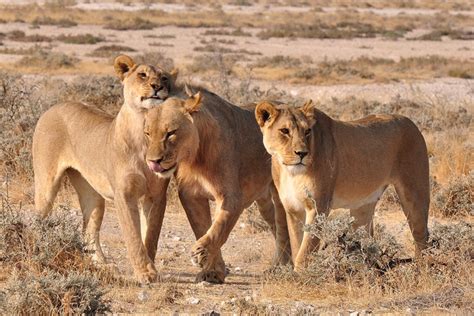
[[33, 55, 177, 283], [144, 90, 291, 283], [255, 100, 429, 271]]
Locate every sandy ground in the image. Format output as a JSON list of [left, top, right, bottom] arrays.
[[91, 199, 416, 313]]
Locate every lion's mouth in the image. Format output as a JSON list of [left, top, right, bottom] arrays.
[[147, 160, 176, 174], [141, 95, 165, 101]]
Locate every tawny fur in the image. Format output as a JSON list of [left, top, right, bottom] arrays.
[[256, 100, 430, 271], [32, 54, 178, 283], [144, 91, 291, 283]]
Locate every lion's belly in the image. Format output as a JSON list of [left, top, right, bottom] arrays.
[[331, 186, 385, 210]]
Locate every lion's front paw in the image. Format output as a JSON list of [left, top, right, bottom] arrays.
[[191, 243, 209, 268], [135, 264, 157, 284], [191, 237, 215, 268], [195, 270, 225, 284]]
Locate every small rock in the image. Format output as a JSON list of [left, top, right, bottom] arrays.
[[137, 290, 149, 302], [244, 296, 252, 302], [187, 297, 200, 305], [234, 267, 242, 272], [173, 236, 182, 241], [349, 311, 359, 316]]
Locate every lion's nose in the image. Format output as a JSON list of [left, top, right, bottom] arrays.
[[151, 83, 163, 92], [295, 151, 308, 159], [148, 157, 163, 164]]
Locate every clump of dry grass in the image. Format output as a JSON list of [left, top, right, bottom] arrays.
[[7, 30, 53, 42], [304, 214, 403, 284], [410, 28, 474, 41], [56, 33, 105, 44], [265, 215, 473, 311], [16, 50, 79, 69], [88, 45, 136, 58], [104, 17, 157, 31], [203, 27, 252, 37], [0, 200, 110, 314], [31, 16, 77, 28], [432, 173, 473, 217]]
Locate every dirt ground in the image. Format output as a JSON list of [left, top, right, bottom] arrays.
[[0, 0, 472, 314]]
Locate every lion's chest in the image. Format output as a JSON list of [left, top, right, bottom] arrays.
[[278, 173, 315, 213]]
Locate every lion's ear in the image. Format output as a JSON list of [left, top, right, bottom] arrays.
[[184, 92, 202, 113], [301, 99, 315, 117], [169, 68, 179, 82], [255, 101, 279, 127], [114, 54, 135, 81]]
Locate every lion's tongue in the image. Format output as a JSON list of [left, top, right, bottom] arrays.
[[147, 161, 165, 173]]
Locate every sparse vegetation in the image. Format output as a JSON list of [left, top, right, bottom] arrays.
[[105, 17, 157, 31], [251, 55, 474, 84], [433, 173, 473, 217], [32, 16, 77, 28], [16, 50, 79, 69], [56, 33, 105, 44], [88, 45, 136, 58], [0, 201, 110, 314]]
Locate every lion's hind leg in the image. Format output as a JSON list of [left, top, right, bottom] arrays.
[[394, 179, 429, 256], [67, 169, 106, 263], [34, 156, 67, 218]]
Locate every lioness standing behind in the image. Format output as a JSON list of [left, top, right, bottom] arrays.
[[255, 100, 429, 271], [144, 91, 291, 283], [33, 55, 177, 283]]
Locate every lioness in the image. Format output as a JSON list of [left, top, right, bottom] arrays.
[[33, 54, 177, 283], [144, 90, 291, 283], [255, 100, 429, 270]]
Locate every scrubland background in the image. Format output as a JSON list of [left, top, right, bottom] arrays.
[[0, 0, 472, 314]]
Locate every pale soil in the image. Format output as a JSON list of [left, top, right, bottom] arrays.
[[91, 199, 417, 313]]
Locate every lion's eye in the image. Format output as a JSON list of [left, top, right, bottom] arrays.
[[144, 131, 150, 137], [166, 130, 177, 139], [162, 76, 168, 82], [138, 72, 147, 79], [279, 128, 290, 135], [305, 128, 311, 136]]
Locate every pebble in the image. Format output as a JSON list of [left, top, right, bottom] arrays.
[[137, 290, 149, 302], [187, 297, 200, 305]]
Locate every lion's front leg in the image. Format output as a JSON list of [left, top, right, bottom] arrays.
[[141, 177, 170, 261], [191, 197, 242, 283], [115, 174, 157, 284]]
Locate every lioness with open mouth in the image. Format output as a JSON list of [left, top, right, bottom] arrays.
[[144, 90, 291, 283], [33, 54, 177, 283], [255, 100, 430, 271]]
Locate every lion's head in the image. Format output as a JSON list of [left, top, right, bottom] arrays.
[[114, 54, 178, 111], [144, 92, 202, 178], [255, 100, 316, 175]]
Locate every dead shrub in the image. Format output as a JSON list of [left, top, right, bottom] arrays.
[[89, 45, 136, 58], [303, 214, 402, 284], [16, 50, 79, 69], [0, 72, 43, 178], [56, 33, 105, 45], [31, 16, 77, 28], [0, 200, 110, 314], [432, 173, 473, 217], [7, 30, 53, 42], [32, 16, 77, 28], [105, 17, 157, 31]]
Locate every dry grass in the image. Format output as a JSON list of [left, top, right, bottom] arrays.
[[0, 5, 471, 40], [264, 214, 473, 312], [88, 45, 136, 58], [56, 33, 105, 44], [251, 55, 474, 84], [0, 198, 111, 314], [16, 50, 79, 69]]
